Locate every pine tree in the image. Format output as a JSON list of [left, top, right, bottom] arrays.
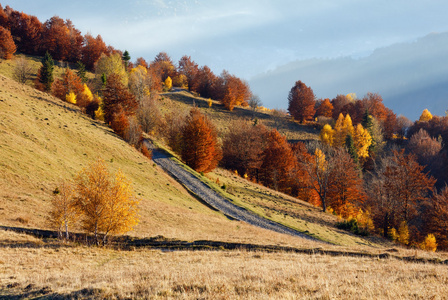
[[122, 50, 131, 68], [76, 61, 87, 83], [345, 134, 358, 164], [37, 51, 54, 92]]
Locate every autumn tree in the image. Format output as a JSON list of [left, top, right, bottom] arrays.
[[333, 113, 354, 147], [164, 76, 172, 91], [180, 107, 222, 173], [320, 124, 334, 146], [49, 181, 79, 240], [0, 26, 16, 59], [82, 33, 108, 70], [331, 94, 351, 120], [95, 52, 128, 88], [425, 186, 448, 250], [103, 73, 138, 124], [222, 120, 268, 180], [41, 16, 72, 61], [178, 55, 199, 89], [248, 95, 262, 118], [35, 51, 54, 92], [52, 68, 85, 105], [7, 11, 42, 54], [162, 105, 188, 154], [137, 94, 163, 135], [259, 129, 297, 193], [327, 148, 366, 218], [361, 92, 388, 123], [301, 146, 333, 212], [315, 98, 333, 118], [407, 128, 442, 166], [150, 51, 176, 82], [13, 56, 32, 84], [366, 150, 436, 238], [190, 65, 218, 99], [288, 80, 315, 123], [353, 123, 372, 160], [419, 108, 433, 122], [217, 71, 252, 111], [74, 159, 139, 245]]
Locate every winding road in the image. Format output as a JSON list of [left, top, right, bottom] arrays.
[[145, 140, 318, 241]]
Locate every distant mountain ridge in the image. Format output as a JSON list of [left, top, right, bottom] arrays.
[[249, 32, 448, 120]]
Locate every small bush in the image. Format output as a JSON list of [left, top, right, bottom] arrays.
[[336, 218, 369, 236], [141, 144, 152, 160]]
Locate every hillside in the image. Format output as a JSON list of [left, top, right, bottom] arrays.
[[0, 72, 320, 247], [2, 57, 448, 299]]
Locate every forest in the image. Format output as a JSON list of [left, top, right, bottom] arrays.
[[0, 3, 447, 251]]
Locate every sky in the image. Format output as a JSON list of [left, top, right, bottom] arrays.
[[4, 0, 448, 115]]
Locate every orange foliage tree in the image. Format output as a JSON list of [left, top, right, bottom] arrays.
[[74, 159, 139, 245], [7, 11, 42, 54], [315, 98, 333, 118], [221, 121, 268, 180], [0, 26, 16, 59], [425, 187, 448, 250], [181, 107, 222, 173], [288, 80, 316, 123], [81, 33, 108, 70], [103, 74, 138, 124], [178, 55, 199, 89], [327, 148, 366, 218], [259, 129, 297, 193], [367, 150, 435, 238], [52, 68, 86, 105]]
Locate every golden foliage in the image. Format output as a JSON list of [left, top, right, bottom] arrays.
[[333, 113, 354, 147], [420, 234, 437, 252], [48, 181, 80, 239], [397, 221, 409, 245], [419, 108, 433, 122], [74, 159, 139, 244], [164, 76, 173, 91], [82, 84, 94, 102], [353, 123, 372, 159], [66, 92, 77, 104], [319, 124, 334, 146]]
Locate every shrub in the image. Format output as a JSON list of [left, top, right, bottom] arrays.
[[336, 218, 369, 236]]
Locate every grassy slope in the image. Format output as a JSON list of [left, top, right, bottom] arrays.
[[1, 55, 390, 250], [0, 66, 320, 248]]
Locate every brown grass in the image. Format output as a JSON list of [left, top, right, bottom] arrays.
[[160, 90, 320, 142], [1, 230, 447, 299]]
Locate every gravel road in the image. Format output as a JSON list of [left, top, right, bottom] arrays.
[[145, 140, 319, 241]]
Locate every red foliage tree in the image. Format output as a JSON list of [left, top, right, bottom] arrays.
[[81, 33, 108, 70], [288, 80, 316, 123], [425, 187, 448, 250], [327, 148, 366, 218], [181, 108, 222, 173], [361, 92, 388, 123], [150, 51, 176, 82], [367, 150, 436, 237], [331, 94, 351, 120], [190, 65, 218, 99], [0, 5, 8, 29], [7, 11, 42, 54], [103, 74, 138, 124], [0, 26, 16, 59], [218, 71, 251, 111], [221, 121, 268, 179], [259, 129, 297, 193], [41, 16, 71, 61], [315, 98, 333, 118], [178, 55, 199, 89]]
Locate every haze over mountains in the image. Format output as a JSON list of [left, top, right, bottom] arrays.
[[250, 32, 448, 121]]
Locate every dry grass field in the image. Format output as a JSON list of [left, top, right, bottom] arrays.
[[1, 230, 448, 299]]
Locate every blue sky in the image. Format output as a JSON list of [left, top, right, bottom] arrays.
[[4, 1, 448, 116]]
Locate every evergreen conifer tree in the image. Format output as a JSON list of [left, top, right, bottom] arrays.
[[39, 51, 54, 91], [345, 134, 358, 164]]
